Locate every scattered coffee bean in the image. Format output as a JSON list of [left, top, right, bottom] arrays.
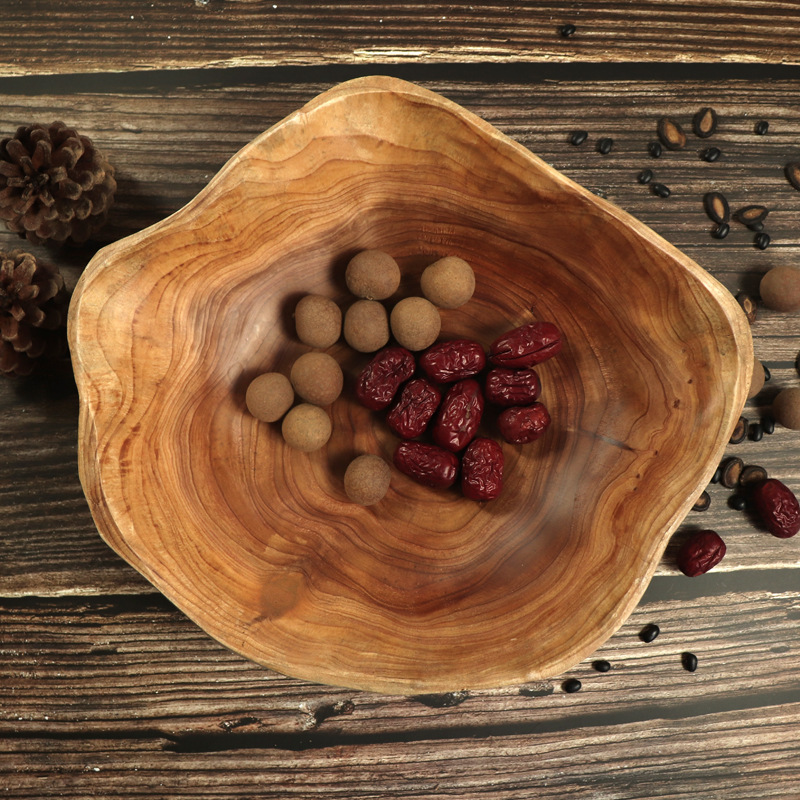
[[786, 162, 800, 191], [638, 168, 654, 184], [710, 464, 723, 484], [712, 222, 730, 239], [762, 415, 775, 435], [648, 141, 663, 158], [657, 116, 687, 150], [763, 364, 771, 382], [736, 205, 769, 228], [593, 659, 611, 673], [569, 129, 588, 146], [721, 456, 744, 488], [703, 191, 730, 224], [755, 231, 771, 250], [749, 422, 764, 441], [729, 494, 748, 511], [597, 137, 614, 155], [640, 624, 660, 643], [736, 293, 757, 324], [701, 146, 722, 162], [740, 464, 768, 488], [729, 417, 748, 444], [755, 120, 769, 135], [682, 652, 699, 672], [692, 490, 711, 511], [652, 183, 671, 198], [559, 23, 577, 37], [562, 677, 582, 693], [693, 107, 718, 139]]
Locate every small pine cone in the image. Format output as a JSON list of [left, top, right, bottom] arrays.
[[0, 121, 116, 245], [0, 250, 69, 377]]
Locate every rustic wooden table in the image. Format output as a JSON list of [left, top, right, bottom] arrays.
[[3, 3, 800, 797]]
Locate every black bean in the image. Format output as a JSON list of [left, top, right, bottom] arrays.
[[562, 678, 582, 693], [640, 624, 660, 643], [749, 422, 764, 441], [748, 221, 764, 232], [755, 120, 769, 135], [569, 129, 588, 146], [597, 137, 614, 155], [729, 494, 748, 511], [712, 222, 730, 239], [652, 183, 671, 198], [559, 23, 577, 37], [729, 416, 748, 444], [648, 141, 663, 158], [592, 659, 611, 673], [682, 652, 699, 672], [763, 364, 771, 382], [701, 146, 722, 162], [755, 232, 771, 250], [710, 464, 723, 484], [638, 168, 654, 184], [762, 415, 775, 435]]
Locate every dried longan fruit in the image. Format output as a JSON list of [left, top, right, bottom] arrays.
[[290, 352, 343, 406], [346, 250, 401, 300], [760, 266, 800, 311], [295, 295, 341, 348], [344, 454, 392, 505], [390, 296, 441, 351], [281, 403, 332, 452], [343, 299, 390, 353], [773, 386, 800, 429], [245, 372, 294, 422], [420, 256, 475, 309], [747, 356, 765, 399]]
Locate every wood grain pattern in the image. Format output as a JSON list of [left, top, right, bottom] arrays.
[[67, 77, 750, 693], [4, 0, 800, 75]]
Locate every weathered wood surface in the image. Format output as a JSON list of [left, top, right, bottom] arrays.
[[4, 0, 800, 75]]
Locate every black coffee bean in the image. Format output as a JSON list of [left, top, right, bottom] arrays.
[[749, 422, 764, 441], [640, 623, 660, 643], [755, 232, 771, 250], [648, 141, 663, 158], [729, 416, 748, 444], [592, 659, 611, 673], [763, 364, 771, 381], [559, 23, 577, 37], [701, 146, 722, 162], [721, 456, 744, 488], [729, 494, 748, 511], [638, 168, 654, 184], [692, 490, 711, 511], [755, 120, 769, 135], [682, 652, 699, 672], [652, 183, 671, 198], [597, 137, 614, 154], [762, 415, 775, 435], [562, 678, 582, 693], [712, 222, 730, 239], [740, 464, 768, 488], [569, 129, 588, 146], [710, 464, 723, 484]]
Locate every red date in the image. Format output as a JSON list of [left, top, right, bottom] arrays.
[[394, 441, 459, 489], [485, 367, 541, 407], [489, 322, 562, 368], [419, 339, 486, 383], [356, 346, 415, 411], [432, 378, 484, 452], [461, 437, 504, 501], [387, 378, 441, 439], [751, 478, 800, 538], [498, 402, 550, 444], [677, 529, 726, 576]]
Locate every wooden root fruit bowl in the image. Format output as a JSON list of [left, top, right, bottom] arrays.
[[68, 76, 752, 694]]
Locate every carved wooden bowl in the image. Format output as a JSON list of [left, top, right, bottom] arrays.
[[69, 76, 752, 694]]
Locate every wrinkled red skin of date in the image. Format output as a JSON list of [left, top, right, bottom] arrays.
[[356, 346, 416, 411], [489, 322, 562, 368], [432, 378, 485, 452], [461, 437, 504, 501], [677, 529, 726, 576], [498, 402, 551, 444], [752, 479, 800, 538], [387, 378, 442, 439], [419, 339, 486, 383], [393, 441, 459, 489], [485, 367, 542, 407]]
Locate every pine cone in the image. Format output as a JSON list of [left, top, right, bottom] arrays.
[[0, 250, 69, 376], [0, 121, 116, 245]]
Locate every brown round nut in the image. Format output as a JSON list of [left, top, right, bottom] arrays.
[[343, 299, 390, 353], [747, 356, 765, 399], [390, 296, 441, 351], [281, 403, 332, 451], [343, 454, 392, 505], [289, 352, 343, 406], [294, 295, 341, 348], [345, 250, 401, 300], [420, 256, 476, 309], [245, 372, 294, 422], [772, 386, 800, 430], [759, 266, 800, 312]]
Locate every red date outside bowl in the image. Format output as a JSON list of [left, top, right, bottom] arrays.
[[677, 529, 726, 576]]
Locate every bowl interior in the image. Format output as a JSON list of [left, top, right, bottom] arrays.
[[69, 77, 751, 693]]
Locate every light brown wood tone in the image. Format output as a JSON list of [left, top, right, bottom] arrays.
[[3, 0, 800, 74], [68, 77, 752, 693]]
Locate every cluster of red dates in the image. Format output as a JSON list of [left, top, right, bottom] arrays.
[[355, 321, 562, 501]]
